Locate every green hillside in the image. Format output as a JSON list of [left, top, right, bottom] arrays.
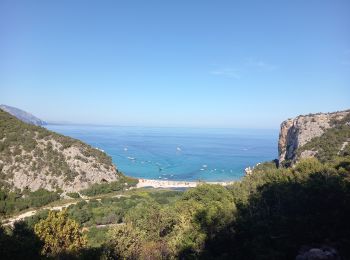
[[0, 109, 120, 193]]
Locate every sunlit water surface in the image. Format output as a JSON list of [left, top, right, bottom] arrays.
[[46, 125, 278, 181]]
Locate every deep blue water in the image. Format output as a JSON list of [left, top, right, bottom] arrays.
[[45, 125, 278, 181]]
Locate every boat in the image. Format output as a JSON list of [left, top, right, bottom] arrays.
[[95, 147, 105, 152]]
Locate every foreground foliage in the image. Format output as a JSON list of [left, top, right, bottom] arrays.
[[0, 222, 42, 259], [34, 209, 87, 257], [226, 157, 350, 259], [1, 157, 350, 259], [103, 157, 350, 259]]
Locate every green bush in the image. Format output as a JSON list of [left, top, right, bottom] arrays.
[[0, 188, 60, 216], [66, 192, 80, 199], [80, 176, 138, 197]]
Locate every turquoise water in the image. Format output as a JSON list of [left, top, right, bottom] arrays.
[[46, 125, 278, 181]]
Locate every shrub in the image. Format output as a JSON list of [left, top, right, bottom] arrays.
[[67, 192, 80, 199], [0, 188, 60, 216], [34, 209, 87, 257], [80, 176, 138, 197], [107, 224, 143, 259]]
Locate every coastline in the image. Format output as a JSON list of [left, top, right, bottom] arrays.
[[136, 178, 235, 189]]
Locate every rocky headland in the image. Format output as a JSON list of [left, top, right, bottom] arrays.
[[278, 109, 350, 165]]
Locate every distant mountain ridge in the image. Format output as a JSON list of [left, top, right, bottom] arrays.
[[0, 104, 47, 126]]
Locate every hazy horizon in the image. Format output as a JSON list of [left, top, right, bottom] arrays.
[[1, 1, 349, 128], [45, 120, 281, 130], [1, 102, 349, 130]]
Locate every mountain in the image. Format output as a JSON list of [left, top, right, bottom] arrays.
[[278, 109, 350, 165], [0, 105, 47, 126], [0, 108, 119, 192]]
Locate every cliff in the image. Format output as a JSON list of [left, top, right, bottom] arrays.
[[0, 109, 119, 192], [278, 109, 350, 165], [0, 105, 47, 126]]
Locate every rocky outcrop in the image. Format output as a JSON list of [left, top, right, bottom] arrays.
[[0, 109, 119, 192], [296, 246, 340, 260], [278, 110, 350, 164], [0, 104, 47, 126]]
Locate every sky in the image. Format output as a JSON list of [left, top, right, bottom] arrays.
[[0, 0, 349, 129]]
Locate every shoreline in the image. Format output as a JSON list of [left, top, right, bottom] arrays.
[[136, 178, 235, 189]]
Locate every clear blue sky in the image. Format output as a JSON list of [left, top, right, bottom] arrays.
[[1, 0, 349, 128]]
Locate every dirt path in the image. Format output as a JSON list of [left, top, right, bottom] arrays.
[[3, 201, 78, 227], [2, 194, 128, 227]]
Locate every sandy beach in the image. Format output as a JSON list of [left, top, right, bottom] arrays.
[[136, 178, 235, 189]]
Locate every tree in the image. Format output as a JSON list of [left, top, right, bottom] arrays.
[[107, 223, 144, 259], [167, 184, 236, 258], [34, 209, 87, 257], [125, 202, 175, 240], [0, 222, 43, 260]]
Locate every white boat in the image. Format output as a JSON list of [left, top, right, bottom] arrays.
[[95, 147, 105, 152]]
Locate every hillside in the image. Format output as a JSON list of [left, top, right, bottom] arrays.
[[0, 105, 47, 126], [0, 109, 119, 192], [278, 109, 350, 165]]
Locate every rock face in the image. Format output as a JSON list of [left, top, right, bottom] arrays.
[[0, 104, 47, 126], [296, 246, 340, 260], [0, 109, 119, 192], [278, 110, 350, 164]]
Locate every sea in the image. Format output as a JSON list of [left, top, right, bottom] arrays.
[[45, 125, 278, 182]]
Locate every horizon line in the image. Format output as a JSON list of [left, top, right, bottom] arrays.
[[45, 121, 279, 131]]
